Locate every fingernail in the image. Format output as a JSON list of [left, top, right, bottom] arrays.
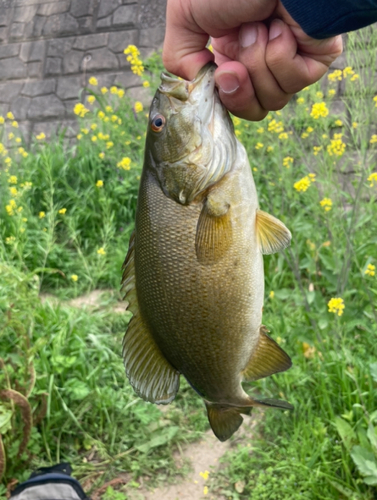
[[269, 19, 283, 41], [240, 23, 258, 48], [216, 72, 240, 94]]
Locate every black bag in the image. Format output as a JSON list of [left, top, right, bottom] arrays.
[[10, 463, 90, 500]]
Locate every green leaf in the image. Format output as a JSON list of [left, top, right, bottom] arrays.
[[334, 417, 356, 451], [318, 318, 328, 330], [370, 362, 377, 383], [351, 445, 377, 478], [0, 405, 13, 434], [367, 423, 377, 452], [135, 426, 179, 454]]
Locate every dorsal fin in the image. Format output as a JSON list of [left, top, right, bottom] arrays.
[[121, 232, 180, 404], [241, 326, 292, 381], [255, 210, 291, 255]]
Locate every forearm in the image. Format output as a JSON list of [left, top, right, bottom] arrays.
[[282, 0, 377, 38]]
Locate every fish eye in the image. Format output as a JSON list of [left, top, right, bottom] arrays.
[[151, 114, 166, 132]]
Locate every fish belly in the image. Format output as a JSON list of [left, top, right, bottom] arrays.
[[135, 171, 263, 405]]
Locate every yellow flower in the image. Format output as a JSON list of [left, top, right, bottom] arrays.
[[77, 133, 82, 140], [370, 135, 377, 144], [279, 132, 288, 140], [301, 132, 309, 139], [9, 187, 18, 196], [255, 142, 263, 150], [111, 114, 118, 122], [352, 122, 358, 129], [297, 97, 305, 104], [328, 297, 345, 316], [36, 132, 46, 140], [266, 146, 274, 152], [125, 140, 131, 146], [308, 173, 316, 181], [235, 129, 241, 137], [5, 236, 16, 245], [233, 117, 241, 127], [343, 66, 355, 78], [106, 141, 114, 149], [88, 76, 98, 86], [99, 152, 105, 159], [11, 120, 18, 128], [8, 175, 17, 184], [327, 133, 346, 156], [73, 103, 90, 118], [15, 137, 21, 144], [71, 274, 78, 282], [5, 157, 12, 166], [0, 116, 4, 124], [124, 44, 144, 75], [294, 176, 312, 192], [313, 146, 322, 156], [134, 101, 143, 113], [367, 172, 377, 187], [142, 81, 150, 88], [105, 105, 113, 113], [365, 264, 375, 277], [334, 119, 343, 127], [39, 211, 46, 218], [350, 74, 359, 81], [117, 157, 132, 170], [328, 69, 342, 82], [316, 91, 324, 99], [117, 89, 125, 98], [96, 180, 103, 188], [22, 151, 28, 158], [91, 135, 97, 142], [58, 208, 67, 214], [283, 156, 293, 168], [87, 95, 96, 104], [109, 86, 118, 94], [310, 102, 329, 119], [320, 198, 332, 211], [101, 87, 108, 94], [203, 486, 208, 495], [81, 128, 89, 134], [269, 290, 275, 299], [199, 471, 210, 481], [328, 89, 336, 97], [302, 342, 316, 359], [306, 126, 314, 133], [267, 119, 284, 133], [6, 111, 14, 120], [98, 111, 105, 119], [97, 247, 106, 256]]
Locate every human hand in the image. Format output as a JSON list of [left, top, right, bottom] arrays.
[[163, 0, 343, 121]]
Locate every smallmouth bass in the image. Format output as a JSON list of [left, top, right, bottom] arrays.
[[121, 63, 293, 441]]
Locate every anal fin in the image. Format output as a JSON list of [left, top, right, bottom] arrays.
[[205, 402, 252, 442], [256, 209, 291, 254], [241, 326, 292, 381], [121, 232, 180, 404]]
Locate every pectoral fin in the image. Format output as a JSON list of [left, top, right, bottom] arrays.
[[256, 209, 291, 254], [195, 197, 232, 265], [121, 232, 180, 404], [241, 326, 292, 381]]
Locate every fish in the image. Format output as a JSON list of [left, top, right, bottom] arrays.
[[121, 62, 293, 442]]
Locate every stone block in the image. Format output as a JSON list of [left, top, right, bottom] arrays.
[[98, 0, 122, 18], [0, 81, 23, 103], [108, 30, 138, 52], [13, 5, 38, 23], [0, 44, 20, 59], [57, 76, 82, 100], [17, 121, 31, 143], [113, 71, 142, 89], [27, 61, 42, 77], [138, 0, 166, 28], [127, 86, 152, 106], [28, 94, 65, 120], [10, 22, 25, 40], [11, 95, 31, 120], [139, 27, 165, 47], [77, 16, 93, 33], [63, 98, 79, 117], [20, 40, 46, 62], [112, 4, 138, 28], [43, 13, 79, 37], [96, 15, 112, 29], [30, 15, 47, 37], [71, 0, 95, 17], [0, 57, 27, 79], [23, 79, 56, 97], [63, 50, 84, 74], [45, 57, 62, 76], [38, 1, 70, 16], [0, 5, 11, 27], [73, 33, 108, 50], [15, 0, 56, 5], [47, 37, 74, 57], [0, 27, 7, 42], [84, 48, 119, 71]]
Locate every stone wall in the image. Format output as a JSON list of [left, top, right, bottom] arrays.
[[0, 0, 167, 141]]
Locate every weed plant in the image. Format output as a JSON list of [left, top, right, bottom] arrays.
[[0, 29, 377, 499]]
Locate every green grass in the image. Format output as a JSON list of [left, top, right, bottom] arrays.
[[1, 31, 377, 499]]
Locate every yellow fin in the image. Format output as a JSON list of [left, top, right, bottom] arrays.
[[205, 402, 251, 442], [195, 199, 232, 265], [255, 209, 291, 255], [121, 232, 180, 404], [241, 326, 292, 381]]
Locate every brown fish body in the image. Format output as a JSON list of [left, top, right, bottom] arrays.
[[122, 63, 293, 441]]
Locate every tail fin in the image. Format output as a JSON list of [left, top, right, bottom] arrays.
[[205, 398, 293, 441]]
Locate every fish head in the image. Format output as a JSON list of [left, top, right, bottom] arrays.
[[145, 63, 237, 205]]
